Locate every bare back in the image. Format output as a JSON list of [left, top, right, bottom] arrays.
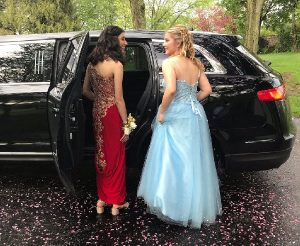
[[93, 59, 116, 78], [169, 56, 199, 85]]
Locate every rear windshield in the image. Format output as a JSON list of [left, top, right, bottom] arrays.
[[236, 45, 272, 73], [152, 41, 218, 73]]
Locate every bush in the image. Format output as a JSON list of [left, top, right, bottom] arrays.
[[277, 27, 293, 52], [258, 36, 277, 53], [259, 24, 300, 54]]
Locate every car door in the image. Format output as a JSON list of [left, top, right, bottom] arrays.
[[48, 31, 89, 193], [124, 41, 160, 166], [0, 39, 55, 158]]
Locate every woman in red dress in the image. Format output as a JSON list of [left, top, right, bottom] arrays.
[[83, 26, 129, 215]]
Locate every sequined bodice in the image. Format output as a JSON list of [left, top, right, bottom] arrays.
[[162, 80, 198, 103], [162, 80, 203, 116], [88, 63, 116, 171], [89, 64, 115, 105], [88, 63, 116, 129]]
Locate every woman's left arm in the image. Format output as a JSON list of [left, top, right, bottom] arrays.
[[82, 65, 95, 101], [158, 59, 176, 123], [196, 72, 212, 101]]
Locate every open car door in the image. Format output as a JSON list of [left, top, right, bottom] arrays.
[[48, 31, 89, 193]]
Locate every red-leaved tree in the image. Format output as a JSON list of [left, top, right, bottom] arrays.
[[193, 6, 236, 33]]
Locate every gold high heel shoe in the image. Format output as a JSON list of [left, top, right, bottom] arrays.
[[96, 200, 106, 214], [111, 202, 129, 216]]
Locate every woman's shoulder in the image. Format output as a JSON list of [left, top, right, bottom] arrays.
[[164, 56, 181, 62], [162, 56, 178, 68], [112, 60, 123, 70], [92, 58, 123, 68], [163, 56, 194, 69], [165, 55, 191, 64], [162, 58, 174, 72]]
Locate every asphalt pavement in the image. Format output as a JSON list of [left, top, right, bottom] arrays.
[[0, 119, 299, 246]]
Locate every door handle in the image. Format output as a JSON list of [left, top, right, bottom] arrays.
[[52, 107, 59, 113], [215, 85, 234, 89]]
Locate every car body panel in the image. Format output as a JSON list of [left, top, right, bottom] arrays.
[[0, 39, 55, 160], [48, 31, 89, 192], [0, 30, 296, 191]]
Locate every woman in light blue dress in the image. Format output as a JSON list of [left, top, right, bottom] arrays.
[[137, 25, 222, 228]]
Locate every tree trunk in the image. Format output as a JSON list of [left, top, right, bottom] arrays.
[[129, 0, 146, 29], [291, 0, 298, 52], [245, 0, 265, 53]]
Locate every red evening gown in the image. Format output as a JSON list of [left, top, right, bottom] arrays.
[[87, 63, 126, 205]]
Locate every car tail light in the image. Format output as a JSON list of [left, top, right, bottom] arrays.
[[257, 84, 286, 101]]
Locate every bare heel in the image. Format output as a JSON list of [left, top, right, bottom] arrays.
[[96, 200, 106, 214], [111, 207, 119, 216], [111, 202, 129, 216]]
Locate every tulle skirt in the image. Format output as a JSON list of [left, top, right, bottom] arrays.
[[137, 101, 222, 228]]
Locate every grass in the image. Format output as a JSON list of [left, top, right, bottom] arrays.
[[259, 52, 300, 117]]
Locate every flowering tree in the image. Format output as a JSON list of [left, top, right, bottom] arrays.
[[193, 6, 235, 33]]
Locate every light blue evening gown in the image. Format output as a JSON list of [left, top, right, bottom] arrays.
[[137, 79, 222, 228]]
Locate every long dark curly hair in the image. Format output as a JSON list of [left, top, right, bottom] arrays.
[[89, 26, 125, 65]]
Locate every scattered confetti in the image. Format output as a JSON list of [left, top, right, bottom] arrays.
[[0, 126, 299, 246]]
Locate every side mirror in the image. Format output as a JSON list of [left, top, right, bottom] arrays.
[[263, 59, 272, 66]]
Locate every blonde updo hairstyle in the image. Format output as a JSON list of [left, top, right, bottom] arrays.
[[166, 25, 205, 72]]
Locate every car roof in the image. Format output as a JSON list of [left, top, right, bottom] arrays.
[[0, 31, 80, 43], [90, 30, 241, 40], [0, 30, 241, 43]]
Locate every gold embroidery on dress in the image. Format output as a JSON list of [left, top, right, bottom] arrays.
[[88, 63, 116, 171]]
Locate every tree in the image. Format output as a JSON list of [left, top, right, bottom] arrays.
[[115, 0, 133, 29], [193, 6, 235, 33], [74, 0, 118, 30], [0, 0, 30, 34], [73, 0, 133, 30], [220, 0, 246, 35], [244, 0, 265, 53], [0, 0, 79, 34], [145, 0, 212, 29], [129, 0, 146, 29], [291, 0, 299, 51], [261, 1, 289, 29], [28, 0, 79, 33], [0, 0, 4, 10], [221, 0, 296, 36]]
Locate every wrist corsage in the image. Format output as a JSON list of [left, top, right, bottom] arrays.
[[123, 113, 137, 135]]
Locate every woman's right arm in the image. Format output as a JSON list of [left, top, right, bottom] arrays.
[[197, 72, 212, 101], [113, 61, 127, 124], [158, 59, 176, 123], [82, 66, 95, 101]]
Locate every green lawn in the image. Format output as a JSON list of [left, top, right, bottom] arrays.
[[259, 52, 300, 117]]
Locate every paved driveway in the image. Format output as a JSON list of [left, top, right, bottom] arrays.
[[0, 119, 299, 245]]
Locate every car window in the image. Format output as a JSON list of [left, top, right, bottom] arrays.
[[236, 45, 272, 73], [61, 49, 76, 85], [152, 42, 165, 72], [203, 41, 261, 75], [152, 41, 218, 73], [125, 46, 148, 71], [0, 40, 54, 83], [57, 43, 76, 86], [194, 48, 214, 72]]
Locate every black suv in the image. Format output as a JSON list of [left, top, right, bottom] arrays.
[[0, 30, 296, 192]]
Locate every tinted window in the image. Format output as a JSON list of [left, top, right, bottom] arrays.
[[57, 42, 76, 85], [194, 48, 214, 72], [203, 41, 261, 75], [152, 42, 214, 72], [236, 45, 272, 73], [0, 40, 54, 83], [125, 46, 148, 71], [152, 42, 165, 72]]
